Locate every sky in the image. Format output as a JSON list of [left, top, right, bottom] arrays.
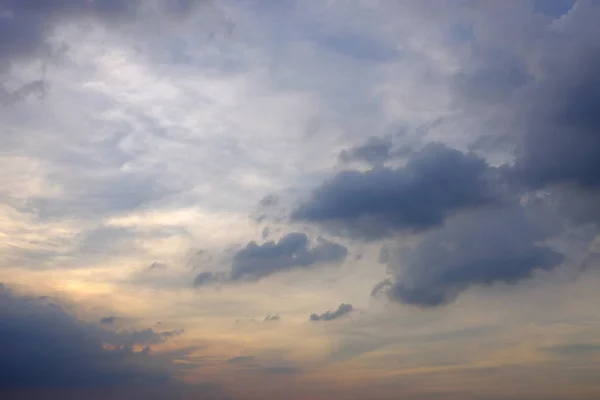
[[1, 0, 600, 399]]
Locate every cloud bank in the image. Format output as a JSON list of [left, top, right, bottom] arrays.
[[0, 284, 183, 389]]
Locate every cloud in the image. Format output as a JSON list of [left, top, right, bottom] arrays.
[[148, 262, 168, 271], [231, 233, 347, 280], [287, 1, 600, 309], [293, 143, 502, 240], [0, 80, 46, 107], [0, 284, 186, 390], [545, 343, 600, 358], [310, 303, 354, 321], [262, 366, 301, 374], [509, 47, 600, 191], [233, 315, 281, 325], [451, 1, 600, 194], [227, 356, 255, 364], [0, 0, 126, 69], [533, 0, 576, 18], [374, 206, 564, 307], [193, 271, 220, 287], [0, 0, 206, 70], [194, 233, 347, 285], [31, 170, 186, 220], [339, 136, 393, 166], [101, 316, 117, 324]]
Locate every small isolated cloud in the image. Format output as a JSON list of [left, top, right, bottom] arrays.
[[310, 303, 354, 322], [264, 314, 280, 322], [148, 262, 168, 271], [194, 233, 347, 286], [234, 315, 281, 325], [100, 316, 117, 324], [293, 143, 501, 240]]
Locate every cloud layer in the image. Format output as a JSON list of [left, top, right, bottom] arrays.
[[1, 0, 600, 398]]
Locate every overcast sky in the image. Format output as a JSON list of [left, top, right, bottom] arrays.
[[1, 1, 600, 399]]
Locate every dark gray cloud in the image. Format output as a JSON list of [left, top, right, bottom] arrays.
[[533, 0, 575, 18], [310, 303, 354, 321], [339, 136, 393, 165], [231, 233, 347, 281], [509, 52, 600, 191], [293, 143, 502, 240], [0, 0, 138, 70], [453, 54, 530, 105], [101, 316, 117, 324], [453, 1, 600, 193], [148, 262, 168, 271], [0, 284, 186, 390], [374, 206, 563, 307], [193, 271, 218, 286], [290, 2, 600, 309], [263, 314, 280, 322], [0, 0, 207, 70], [369, 0, 600, 307], [194, 233, 347, 286]]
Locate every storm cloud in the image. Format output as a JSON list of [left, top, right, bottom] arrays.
[[290, 1, 600, 308], [455, 1, 600, 193], [194, 232, 347, 285], [0, 284, 184, 389], [293, 143, 502, 240], [510, 44, 600, 191]]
